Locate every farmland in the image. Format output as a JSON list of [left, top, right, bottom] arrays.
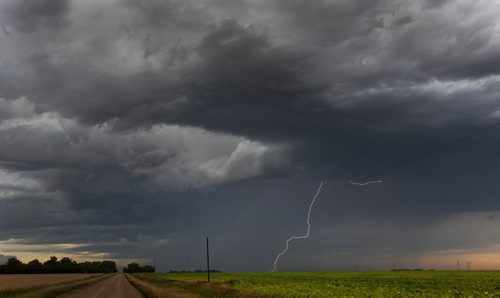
[[135, 271, 500, 297], [0, 273, 109, 297], [0, 274, 102, 291]]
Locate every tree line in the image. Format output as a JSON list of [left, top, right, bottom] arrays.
[[122, 262, 155, 273], [0, 256, 117, 274]]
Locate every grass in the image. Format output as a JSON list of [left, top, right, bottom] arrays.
[[131, 273, 252, 297], [125, 273, 197, 298], [135, 271, 500, 297]]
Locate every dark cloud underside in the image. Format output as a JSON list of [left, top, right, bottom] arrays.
[[0, 0, 500, 270]]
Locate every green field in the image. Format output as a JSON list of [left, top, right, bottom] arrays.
[[136, 271, 500, 297]]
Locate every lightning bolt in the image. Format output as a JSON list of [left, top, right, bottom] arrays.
[[350, 180, 383, 186], [271, 181, 324, 272]]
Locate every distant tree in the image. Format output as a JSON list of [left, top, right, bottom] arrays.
[[81, 261, 98, 273], [26, 259, 43, 273], [45, 256, 58, 265], [43, 256, 59, 273], [6, 258, 24, 273], [0, 256, 118, 274], [123, 262, 140, 273], [59, 257, 79, 273], [123, 262, 155, 273], [100, 260, 118, 273]]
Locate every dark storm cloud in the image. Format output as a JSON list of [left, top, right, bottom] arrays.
[[0, 0, 70, 33], [1, 0, 500, 270], [424, 0, 449, 9]]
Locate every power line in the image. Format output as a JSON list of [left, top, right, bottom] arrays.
[[309, 120, 500, 204], [232, 120, 500, 230], [350, 120, 500, 184]]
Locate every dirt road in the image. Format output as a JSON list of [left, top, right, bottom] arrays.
[[61, 273, 142, 298]]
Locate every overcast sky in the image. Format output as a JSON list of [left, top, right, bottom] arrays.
[[1, 0, 500, 271]]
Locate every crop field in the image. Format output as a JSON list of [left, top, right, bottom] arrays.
[[136, 271, 500, 297], [0, 274, 102, 291]]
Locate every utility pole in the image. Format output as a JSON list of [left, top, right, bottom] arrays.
[[467, 261, 471, 271], [206, 237, 210, 282]]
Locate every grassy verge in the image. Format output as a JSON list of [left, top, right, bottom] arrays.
[[128, 273, 260, 297], [0, 274, 112, 298], [125, 273, 195, 298]]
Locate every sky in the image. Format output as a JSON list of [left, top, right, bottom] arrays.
[[1, 0, 500, 271]]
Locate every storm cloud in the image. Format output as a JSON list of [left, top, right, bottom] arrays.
[[1, 0, 500, 270]]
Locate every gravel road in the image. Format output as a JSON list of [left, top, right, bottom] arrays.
[[61, 274, 142, 298]]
